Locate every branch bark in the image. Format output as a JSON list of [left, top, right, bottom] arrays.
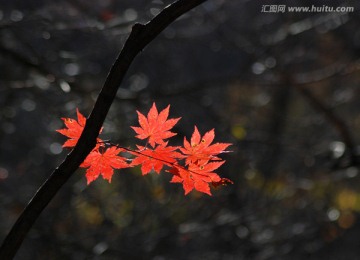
[[0, 0, 207, 258]]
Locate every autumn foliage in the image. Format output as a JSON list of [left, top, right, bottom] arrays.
[[57, 103, 232, 195]]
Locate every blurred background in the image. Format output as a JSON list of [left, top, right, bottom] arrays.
[[1, 0, 360, 259]]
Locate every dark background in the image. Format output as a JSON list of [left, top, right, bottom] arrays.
[[1, 0, 360, 259]]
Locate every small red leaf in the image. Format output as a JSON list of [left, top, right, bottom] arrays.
[[180, 127, 231, 165], [81, 147, 129, 184], [168, 161, 227, 196], [130, 144, 181, 175], [131, 103, 180, 148], [57, 108, 102, 148]]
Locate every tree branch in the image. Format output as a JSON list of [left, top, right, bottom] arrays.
[[0, 0, 207, 258], [295, 85, 358, 167]]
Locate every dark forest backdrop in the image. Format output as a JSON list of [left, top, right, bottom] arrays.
[[1, 0, 360, 259]]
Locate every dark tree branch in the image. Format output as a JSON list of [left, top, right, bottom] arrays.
[[295, 85, 358, 167], [258, 75, 292, 180], [0, 0, 207, 258]]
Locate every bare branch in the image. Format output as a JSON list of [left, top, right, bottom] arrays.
[[0, 0, 207, 258], [295, 85, 358, 167]]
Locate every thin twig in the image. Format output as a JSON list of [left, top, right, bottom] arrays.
[[100, 141, 224, 180]]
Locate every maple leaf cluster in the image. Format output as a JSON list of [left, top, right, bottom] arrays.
[[57, 103, 232, 195]]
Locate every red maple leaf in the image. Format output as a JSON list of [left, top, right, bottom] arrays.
[[80, 146, 129, 184], [57, 109, 87, 148], [57, 109, 102, 148], [131, 103, 180, 148], [170, 161, 225, 196], [130, 144, 181, 175], [180, 126, 231, 165]]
